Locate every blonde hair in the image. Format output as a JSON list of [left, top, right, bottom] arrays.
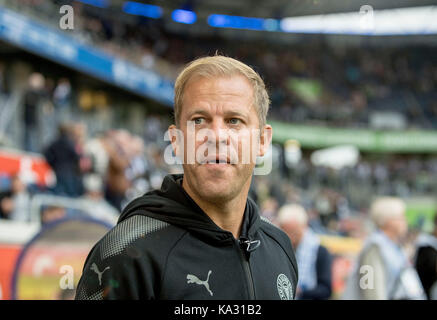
[[174, 55, 270, 128], [277, 204, 308, 226], [370, 196, 406, 228]]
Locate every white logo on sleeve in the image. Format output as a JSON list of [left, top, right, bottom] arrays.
[[90, 263, 110, 286], [186, 270, 213, 296], [277, 273, 293, 300]]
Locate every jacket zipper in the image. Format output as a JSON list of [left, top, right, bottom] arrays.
[[235, 239, 255, 299]]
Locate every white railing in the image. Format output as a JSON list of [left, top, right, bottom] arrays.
[[29, 193, 119, 227]]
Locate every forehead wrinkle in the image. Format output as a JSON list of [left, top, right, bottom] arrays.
[[190, 89, 251, 105]]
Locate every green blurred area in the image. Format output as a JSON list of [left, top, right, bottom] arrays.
[[405, 198, 436, 232]]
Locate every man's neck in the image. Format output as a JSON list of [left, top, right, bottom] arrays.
[[182, 179, 249, 240], [381, 229, 399, 244]]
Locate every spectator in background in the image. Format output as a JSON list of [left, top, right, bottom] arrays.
[[143, 116, 163, 144], [278, 204, 333, 300], [23, 73, 46, 152], [260, 197, 278, 222], [84, 131, 110, 179], [41, 205, 66, 224], [53, 78, 72, 123], [44, 123, 84, 197], [71, 122, 93, 176], [125, 135, 149, 201], [415, 213, 437, 299], [343, 197, 426, 300], [0, 189, 12, 219], [104, 130, 131, 211], [81, 173, 119, 226], [0, 175, 31, 221]]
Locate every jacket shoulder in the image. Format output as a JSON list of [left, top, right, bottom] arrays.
[[259, 216, 290, 245], [259, 216, 298, 279], [99, 215, 176, 260], [76, 215, 186, 300]]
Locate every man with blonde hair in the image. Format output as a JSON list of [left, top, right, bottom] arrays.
[[278, 204, 332, 300], [76, 55, 298, 300], [343, 197, 425, 300]]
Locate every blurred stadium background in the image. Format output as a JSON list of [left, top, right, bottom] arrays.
[[0, 0, 436, 300]]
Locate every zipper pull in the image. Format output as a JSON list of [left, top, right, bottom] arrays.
[[239, 237, 261, 258]]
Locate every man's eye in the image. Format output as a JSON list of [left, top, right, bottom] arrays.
[[194, 118, 204, 125], [228, 118, 241, 125]]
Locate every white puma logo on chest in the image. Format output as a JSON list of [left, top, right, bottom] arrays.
[[186, 270, 213, 296]]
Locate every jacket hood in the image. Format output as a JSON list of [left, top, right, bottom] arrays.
[[118, 174, 262, 246]]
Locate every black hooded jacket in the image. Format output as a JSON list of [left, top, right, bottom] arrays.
[[75, 174, 298, 300]]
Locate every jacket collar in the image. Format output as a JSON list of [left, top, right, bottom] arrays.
[[119, 174, 261, 245]]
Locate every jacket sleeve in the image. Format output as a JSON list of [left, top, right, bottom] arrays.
[[299, 245, 333, 300], [75, 239, 157, 300], [415, 246, 437, 299], [360, 244, 387, 300]]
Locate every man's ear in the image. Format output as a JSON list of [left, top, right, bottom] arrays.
[[168, 124, 180, 157], [258, 125, 273, 157]]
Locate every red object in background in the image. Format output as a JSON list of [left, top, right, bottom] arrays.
[[332, 256, 353, 297], [0, 244, 21, 300], [0, 148, 55, 187]]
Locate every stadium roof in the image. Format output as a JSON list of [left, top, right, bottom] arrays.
[[90, 0, 437, 40], [109, 0, 437, 18]]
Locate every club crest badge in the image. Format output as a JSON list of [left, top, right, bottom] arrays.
[[277, 273, 293, 300]]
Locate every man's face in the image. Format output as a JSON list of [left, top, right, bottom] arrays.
[[171, 75, 271, 203], [11, 177, 25, 194], [388, 214, 408, 241], [280, 219, 305, 248]]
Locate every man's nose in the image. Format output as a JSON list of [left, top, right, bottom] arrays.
[[206, 118, 228, 146]]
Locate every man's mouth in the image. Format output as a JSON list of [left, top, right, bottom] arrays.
[[200, 155, 232, 165]]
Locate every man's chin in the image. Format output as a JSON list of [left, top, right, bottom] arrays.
[[196, 183, 234, 202]]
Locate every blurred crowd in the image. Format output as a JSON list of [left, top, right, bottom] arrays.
[[2, 65, 436, 229], [276, 198, 437, 300], [8, 0, 437, 129], [0, 57, 171, 221], [0, 120, 171, 224], [0, 56, 436, 235], [275, 155, 437, 215], [0, 0, 436, 300]]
